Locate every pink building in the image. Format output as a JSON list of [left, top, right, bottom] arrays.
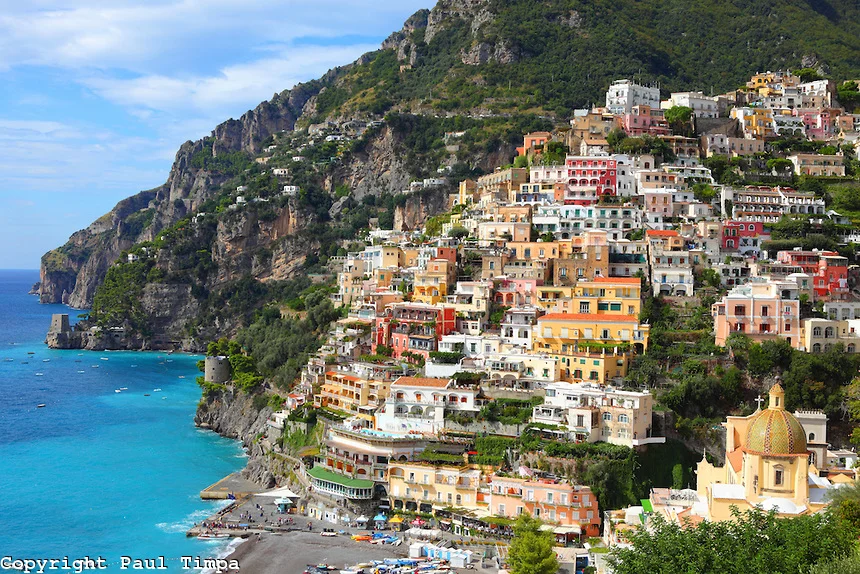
[[712, 282, 801, 349], [721, 221, 769, 256], [493, 277, 540, 307], [488, 474, 601, 539], [620, 105, 670, 137], [796, 108, 839, 141]]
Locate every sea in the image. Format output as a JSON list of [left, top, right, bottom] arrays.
[[0, 270, 247, 569]]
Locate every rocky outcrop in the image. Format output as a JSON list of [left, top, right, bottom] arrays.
[[460, 40, 519, 66], [425, 0, 493, 43], [393, 186, 452, 231], [196, 388, 278, 487], [333, 126, 412, 199]]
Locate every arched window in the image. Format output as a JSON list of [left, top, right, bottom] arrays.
[[602, 412, 612, 422], [812, 327, 822, 337], [618, 414, 629, 423], [825, 327, 834, 339], [812, 343, 821, 353], [809, 433, 815, 441], [849, 344, 856, 353], [774, 465, 784, 487]]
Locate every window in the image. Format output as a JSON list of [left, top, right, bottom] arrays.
[[498, 504, 506, 515], [579, 302, 590, 313], [602, 412, 612, 422], [774, 466, 784, 486], [618, 414, 629, 423]]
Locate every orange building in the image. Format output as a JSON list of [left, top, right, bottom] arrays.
[[488, 474, 600, 538]]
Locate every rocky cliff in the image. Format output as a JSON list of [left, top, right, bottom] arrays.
[[195, 388, 281, 488], [39, 83, 323, 309]]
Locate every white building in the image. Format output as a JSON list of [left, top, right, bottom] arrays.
[[606, 80, 661, 115], [532, 382, 663, 447], [375, 377, 480, 434], [663, 92, 719, 118]]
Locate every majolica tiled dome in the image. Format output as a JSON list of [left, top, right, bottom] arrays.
[[745, 384, 808, 456]]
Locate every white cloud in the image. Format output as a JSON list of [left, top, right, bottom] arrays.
[[83, 43, 378, 122]]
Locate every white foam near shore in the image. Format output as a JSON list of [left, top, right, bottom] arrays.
[[156, 499, 233, 533], [199, 538, 245, 574]]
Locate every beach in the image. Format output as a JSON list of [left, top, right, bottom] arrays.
[[226, 531, 408, 574]]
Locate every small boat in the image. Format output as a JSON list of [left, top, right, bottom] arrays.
[[153, 388, 162, 392], [3, 358, 13, 362], [115, 389, 122, 393], [36, 404, 46, 408], [74, 360, 81, 363], [100, 357, 109, 361], [143, 394, 150, 397], [91, 365, 99, 368], [77, 370, 85, 373], [178, 375, 185, 379], [197, 533, 229, 540], [162, 397, 166, 400], [131, 364, 137, 368], [42, 359, 50, 362], [27, 351, 35, 355], [120, 387, 128, 391], [20, 361, 28, 364], [35, 373, 44, 376]]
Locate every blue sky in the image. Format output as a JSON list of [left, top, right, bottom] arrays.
[[0, 0, 431, 269]]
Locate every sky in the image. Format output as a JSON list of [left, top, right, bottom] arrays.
[[0, 0, 431, 269]]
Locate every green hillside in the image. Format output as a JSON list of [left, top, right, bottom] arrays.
[[309, 0, 860, 119]]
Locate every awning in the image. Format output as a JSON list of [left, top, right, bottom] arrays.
[[258, 486, 301, 498], [356, 515, 369, 522], [553, 525, 581, 535], [641, 499, 654, 513]]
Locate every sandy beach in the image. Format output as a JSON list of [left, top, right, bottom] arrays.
[[226, 531, 408, 574]]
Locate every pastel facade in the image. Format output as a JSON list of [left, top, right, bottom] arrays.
[[712, 280, 802, 349], [488, 475, 601, 538], [389, 462, 484, 514], [533, 381, 663, 447]]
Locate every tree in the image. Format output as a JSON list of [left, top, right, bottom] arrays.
[[448, 226, 469, 239], [606, 128, 627, 151], [794, 67, 824, 83], [507, 514, 559, 574], [608, 508, 856, 574], [513, 155, 529, 168]]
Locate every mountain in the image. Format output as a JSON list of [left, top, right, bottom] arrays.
[[39, 0, 860, 345]]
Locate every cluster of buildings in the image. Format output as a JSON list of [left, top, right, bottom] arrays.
[[229, 73, 860, 554]]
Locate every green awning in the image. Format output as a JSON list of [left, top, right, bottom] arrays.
[[641, 499, 654, 513], [307, 466, 374, 489]]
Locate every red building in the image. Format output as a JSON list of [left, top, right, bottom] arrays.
[[373, 303, 457, 360], [775, 249, 849, 299], [565, 156, 617, 205], [721, 221, 769, 255]]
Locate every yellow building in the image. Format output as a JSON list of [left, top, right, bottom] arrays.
[[536, 278, 642, 316], [533, 313, 649, 383], [388, 461, 486, 515], [315, 371, 392, 420], [730, 107, 775, 139], [413, 258, 456, 305], [696, 384, 835, 521]]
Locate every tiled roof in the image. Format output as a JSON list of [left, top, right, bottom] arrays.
[[538, 313, 640, 323], [588, 277, 642, 284], [392, 376, 450, 388], [646, 229, 680, 237]]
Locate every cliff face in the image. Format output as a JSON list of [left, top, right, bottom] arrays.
[[39, 83, 322, 308], [393, 187, 452, 231], [195, 389, 280, 488]]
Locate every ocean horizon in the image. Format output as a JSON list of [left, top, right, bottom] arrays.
[[0, 269, 247, 570]]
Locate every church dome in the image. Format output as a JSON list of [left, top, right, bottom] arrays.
[[745, 384, 808, 456]]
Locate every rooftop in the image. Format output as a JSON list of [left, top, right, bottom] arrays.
[[392, 376, 450, 389]]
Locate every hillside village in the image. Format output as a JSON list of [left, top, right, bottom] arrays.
[[176, 70, 860, 570]]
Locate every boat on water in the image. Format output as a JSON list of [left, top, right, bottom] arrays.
[[27, 351, 34, 355], [153, 388, 162, 392], [91, 365, 99, 368], [36, 404, 46, 408], [42, 359, 50, 362], [35, 373, 43, 376], [74, 359, 81, 363], [178, 375, 185, 379], [100, 357, 109, 361], [120, 387, 128, 390], [131, 364, 137, 368], [197, 533, 229, 540], [115, 389, 122, 393], [144, 394, 150, 397], [3, 358, 13, 362]]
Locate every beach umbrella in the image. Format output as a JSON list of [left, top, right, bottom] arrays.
[[356, 515, 369, 523], [410, 518, 425, 526], [373, 514, 387, 522], [389, 515, 404, 524]]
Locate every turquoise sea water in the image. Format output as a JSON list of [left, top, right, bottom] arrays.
[[0, 270, 247, 569]]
